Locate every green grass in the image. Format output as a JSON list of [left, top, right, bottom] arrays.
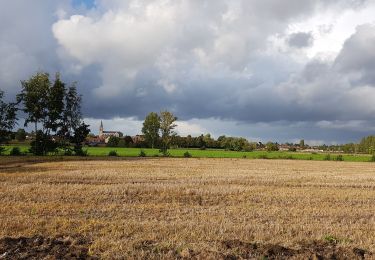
[[0, 145, 373, 162]]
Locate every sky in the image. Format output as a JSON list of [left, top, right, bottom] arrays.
[[1, 0, 375, 145]]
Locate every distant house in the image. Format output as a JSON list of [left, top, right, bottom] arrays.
[[99, 121, 123, 143]]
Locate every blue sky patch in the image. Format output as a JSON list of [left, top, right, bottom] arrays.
[[72, 0, 96, 9]]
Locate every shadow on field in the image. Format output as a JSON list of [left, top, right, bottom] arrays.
[[0, 156, 150, 174], [135, 239, 371, 259], [0, 235, 97, 259], [0, 235, 371, 259]]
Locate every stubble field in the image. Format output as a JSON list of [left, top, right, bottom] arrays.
[[1, 158, 375, 259]]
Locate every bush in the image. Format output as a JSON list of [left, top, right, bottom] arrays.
[[107, 136, 120, 147], [160, 149, 170, 157], [289, 147, 297, 152], [335, 155, 344, 161], [184, 151, 192, 158], [139, 150, 146, 157], [370, 154, 375, 162], [324, 154, 331, 161], [9, 147, 22, 156], [0, 146, 6, 155], [64, 149, 73, 156], [29, 131, 58, 155], [108, 150, 118, 157], [266, 142, 279, 152], [74, 147, 88, 157]]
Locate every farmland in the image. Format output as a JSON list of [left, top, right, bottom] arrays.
[[1, 145, 374, 162], [1, 158, 375, 258]]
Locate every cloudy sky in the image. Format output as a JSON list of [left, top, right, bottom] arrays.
[[1, 0, 375, 144]]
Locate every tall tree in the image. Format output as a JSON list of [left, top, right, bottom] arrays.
[[0, 90, 17, 144], [18, 72, 89, 155], [142, 112, 160, 148], [59, 84, 83, 152], [46, 73, 65, 134], [159, 110, 177, 155], [17, 72, 50, 133], [70, 122, 90, 156]]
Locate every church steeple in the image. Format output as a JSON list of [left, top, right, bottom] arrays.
[[99, 121, 104, 137]]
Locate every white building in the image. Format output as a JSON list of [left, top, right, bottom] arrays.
[[99, 121, 123, 143]]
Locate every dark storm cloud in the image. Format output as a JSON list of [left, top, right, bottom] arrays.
[[0, 1, 61, 93], [334, 24, 375, 85]]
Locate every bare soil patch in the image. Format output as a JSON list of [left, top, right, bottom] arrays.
[[0, 235, 96, 260], [135, 239, 371, 259]]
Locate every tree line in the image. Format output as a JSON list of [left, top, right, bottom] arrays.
[[109, 112, 280, 152], [105, 112, 259, 152], [0, 72, 89, 155]]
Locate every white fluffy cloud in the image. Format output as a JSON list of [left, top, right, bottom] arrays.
[[53, 0, 358, 98]]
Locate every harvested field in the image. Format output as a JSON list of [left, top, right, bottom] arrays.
[[0, 158, 375, 259]]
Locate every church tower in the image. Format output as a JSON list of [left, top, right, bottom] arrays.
[[99, 121, 104, 137]]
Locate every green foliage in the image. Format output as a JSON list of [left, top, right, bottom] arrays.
[[266, 142, 279, 152], [142, 112, 160, 149], [161, 150, 170, 157], [18, 72, 88, 156], [219, 136, 252, 151], [159, 111, 177, 155], [184, 151, 192, 158], [258, 154, 269, 159], [342, 143, 356, 154], [0, 90, 17, 144], [324, 154, 331, 161], [370, 154, 375, 162], [335, 155, 344, 161], [17, 72, 50, 131], [107, 136, 120, 147], [9, 147, 22, 156], [74, 147, 88, 157], [117, 139, 126, 147], [70, 122, 90, 154], [139, 150, 146, 157], [15, 129, 27, 142], [29, 131, 57, 155], [358, 136, 375, 154], [64, 149, 73, 156], [46, 73, 65, 132], [0, 146, 7, 155], [108, 150, 118, 157], [282, 155, 294, 160]]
